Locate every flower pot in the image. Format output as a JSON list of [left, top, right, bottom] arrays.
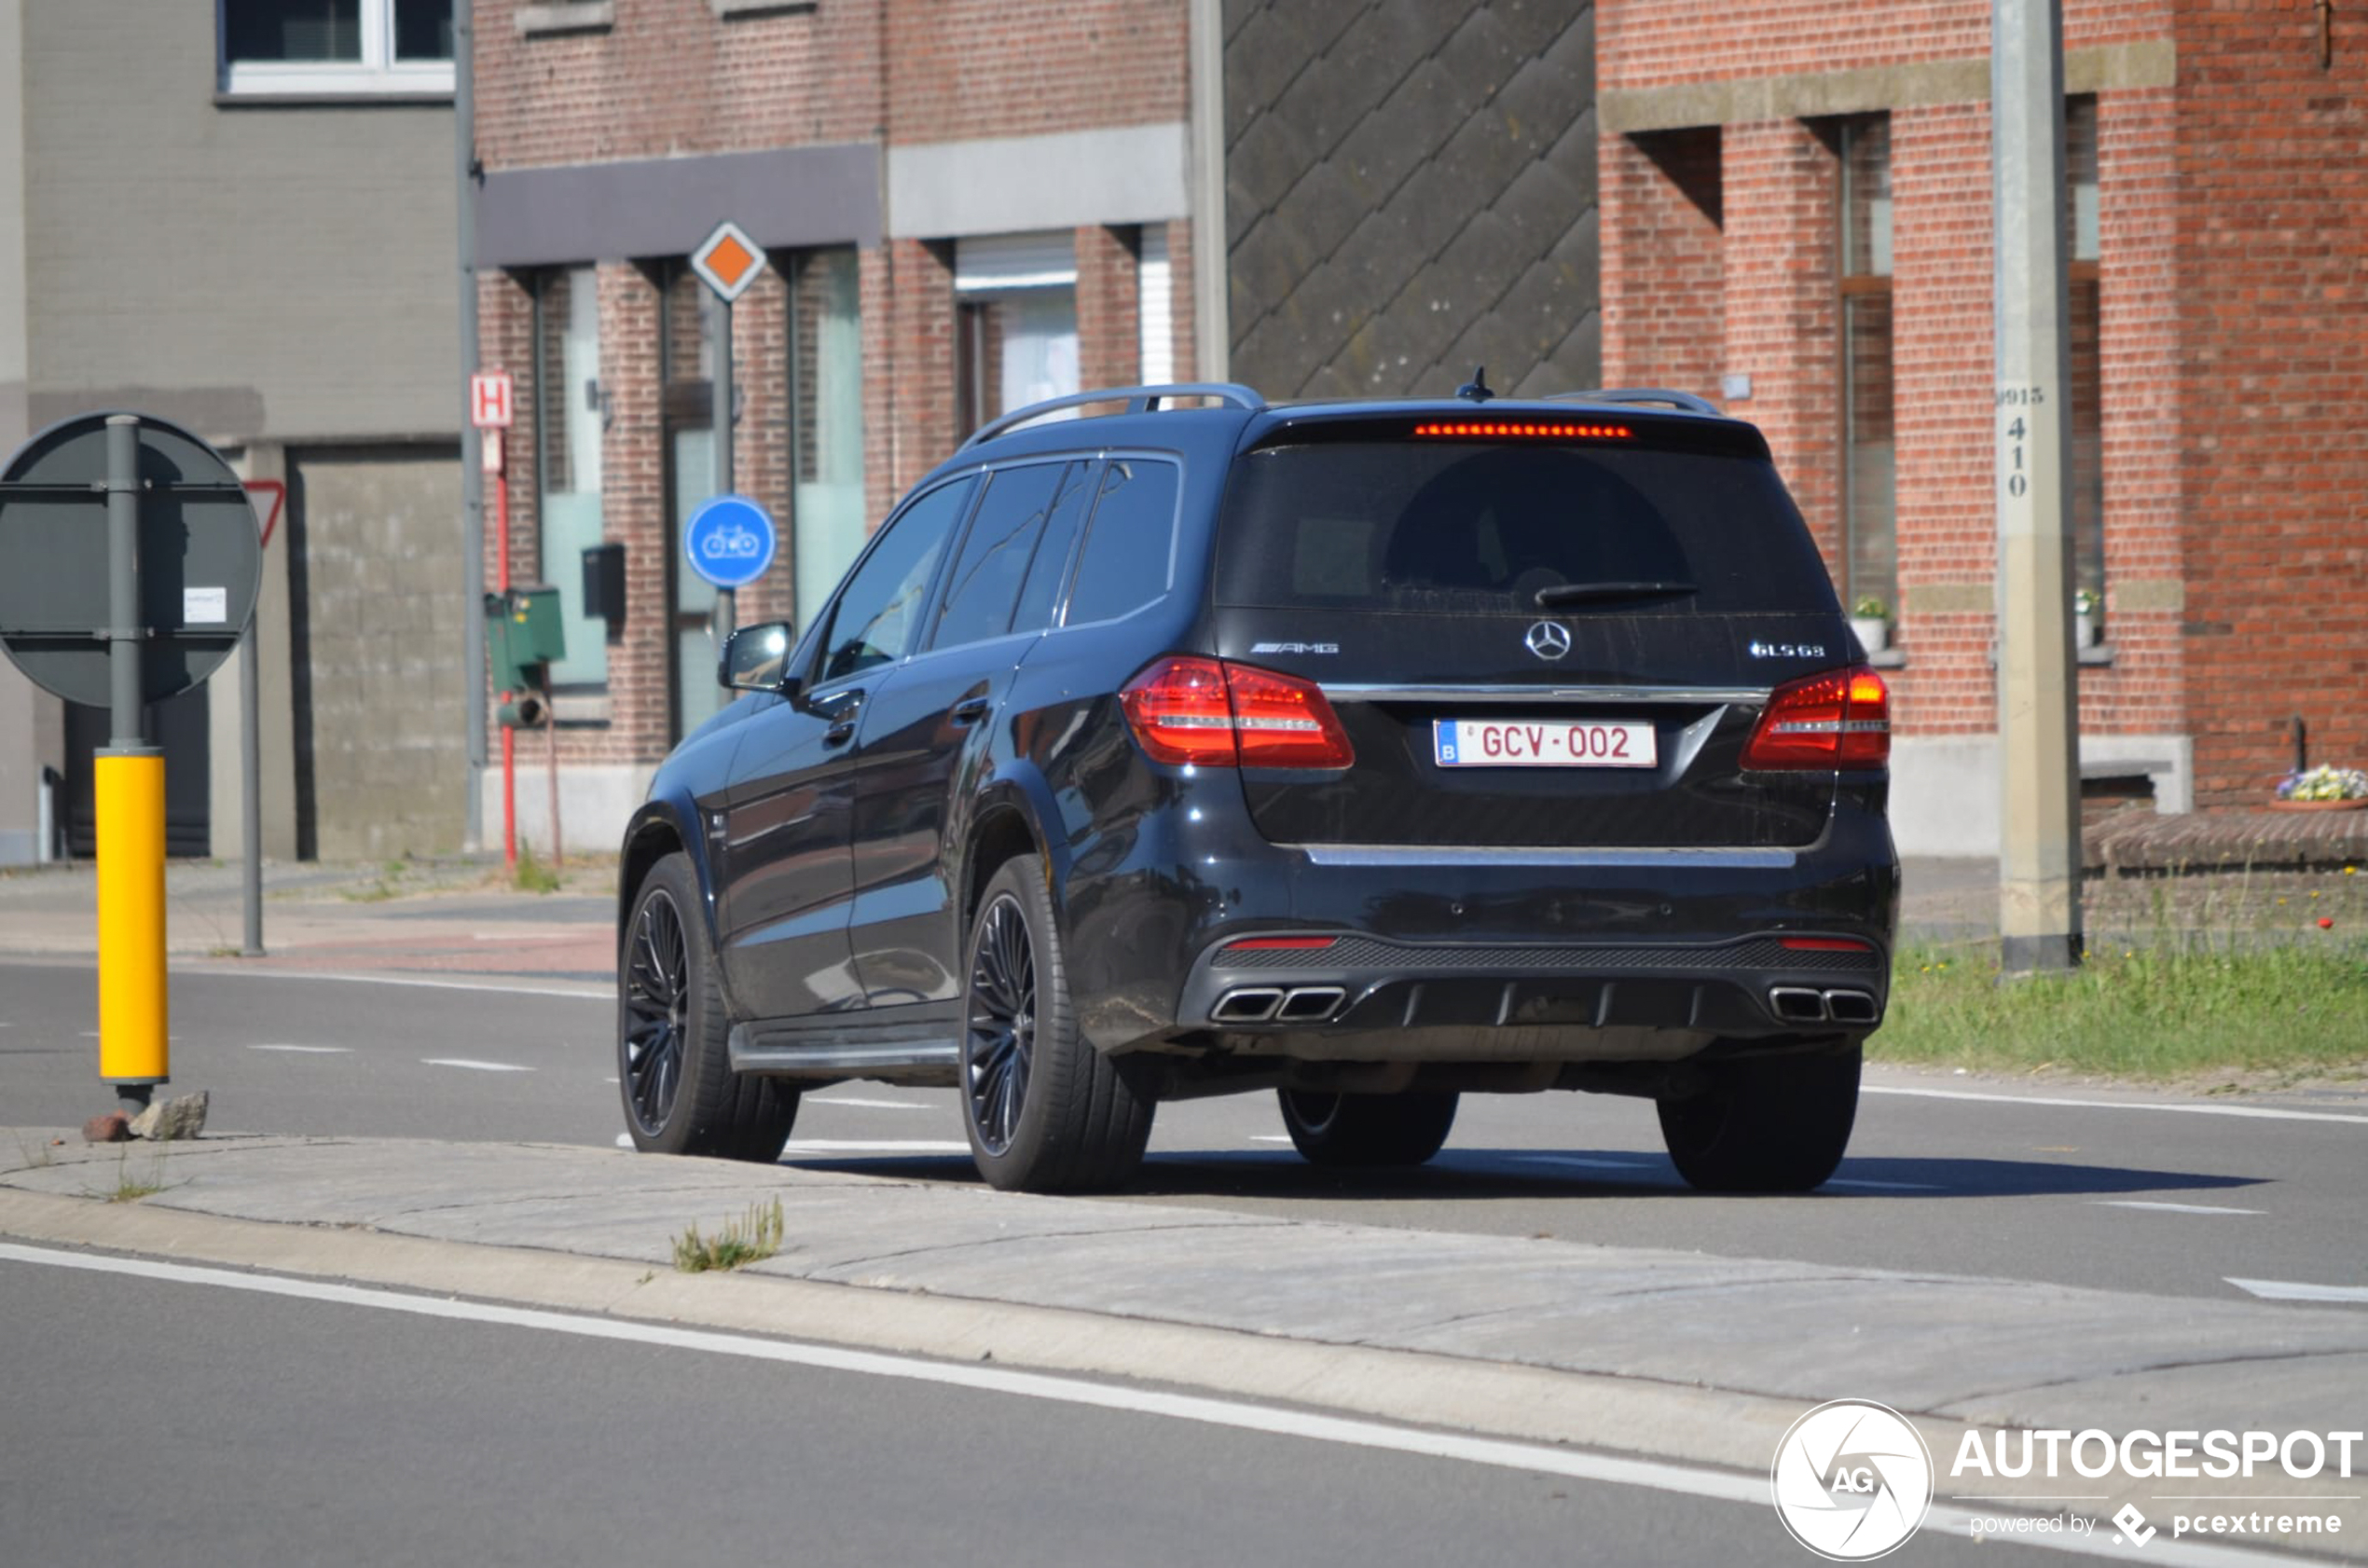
[[2074, 611, 2099, 649], [2268, 797, 2368, 812], [1850, 615, 1889, 656]]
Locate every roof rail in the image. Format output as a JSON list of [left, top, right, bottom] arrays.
[[958, 382, 1267, 451], [1547, 388, 1723, 417]]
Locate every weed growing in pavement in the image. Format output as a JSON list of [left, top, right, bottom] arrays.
[[94, 1140, 179, 1204], [514, 841, 563, 895], [10, 1134, 56, 1170], [672, 1197, 786, 1273]]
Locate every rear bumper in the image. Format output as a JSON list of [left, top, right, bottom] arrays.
[[1060, 793, 1900, 1061]]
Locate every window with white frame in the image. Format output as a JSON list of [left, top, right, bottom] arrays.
[[219, 0, 455, 97]]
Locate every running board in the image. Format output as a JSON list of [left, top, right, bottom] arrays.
[[728, 1021, 961, 1084]]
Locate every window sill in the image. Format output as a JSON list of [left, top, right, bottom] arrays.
[[517, 2, 615, 36], [214, 89, 453, 108], [2077, 642, 2115, 667], [1865, 648, 1907, 669], [713, 0, 817, 15]]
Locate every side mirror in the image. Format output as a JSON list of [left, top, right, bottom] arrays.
[[720, 621, 798, 695]]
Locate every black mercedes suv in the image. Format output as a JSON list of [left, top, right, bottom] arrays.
[[615, 382, 1898, 1194]]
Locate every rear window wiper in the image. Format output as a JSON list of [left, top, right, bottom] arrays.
[[1533, 580, 1699, 608]]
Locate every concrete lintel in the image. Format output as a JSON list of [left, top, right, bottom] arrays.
[[1602, 39, 2176, 133], [476, 144, 881, 268], [516, 2, 613, 37], [887, 122, 1191, 241]]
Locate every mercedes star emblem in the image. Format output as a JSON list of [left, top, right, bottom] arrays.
[[1525, 621, 1572, 661]]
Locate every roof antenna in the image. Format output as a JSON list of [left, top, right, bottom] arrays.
[[1455, 365, 1494, 403]]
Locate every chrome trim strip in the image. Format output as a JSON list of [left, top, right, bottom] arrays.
[[1296, 845, 1800, 870], [1318, 683, 1770, 706]]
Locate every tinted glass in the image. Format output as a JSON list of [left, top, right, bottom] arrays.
[[1214, 442, 1836, 615], [1066, 459, 1179, 625], [225, 0, 361, 62], [1011, 460, 1096, 632], [818, 479, 974, 683], [931, 461, 1071, 651]]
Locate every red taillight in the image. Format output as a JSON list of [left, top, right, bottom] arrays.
[[1120, 657, 1356, 770], [1779, 936, 1875, 953], [1223, 935, 1339, 952], [1741, 666, 1891, 770]]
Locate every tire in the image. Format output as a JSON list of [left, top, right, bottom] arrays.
[[1277, 1090, 1459, 1168], [1657, 1043, 1860, 1193], [960, 857, 1155, 1192], [618, 852, 798, 1162]]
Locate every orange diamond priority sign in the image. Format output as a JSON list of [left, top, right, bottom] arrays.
[[690, 219, 764, 303]]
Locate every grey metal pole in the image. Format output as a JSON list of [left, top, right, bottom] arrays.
[[240, 612, 263, 956], [1991, 0, 2083, 974], [456, 0, 488, 852], [713, 294, 736, 643], [103, 415, 143, 748], [1187, 0, 1229, 382]]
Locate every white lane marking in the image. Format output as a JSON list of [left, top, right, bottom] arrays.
[[420, 1058, 534, 1074], [782, 1139, 969, 1156], [1248, 1135, 1294, 1144], [2227, 1277, 2368, 1305], [1510, 1153, 1659, 1172], [247, 1044, 352, 1055], [174, 969, 609, 1001], [0, 1243, 2301, 1568], [602, 1077, 619, 1085], [2096, 1200, 2264, 1216], [1824, 1177, 1944, 1192], [614, 1134, 633, 1148], [807, 1096, 931, 1111], [1865, 1083, 2368, 1126]]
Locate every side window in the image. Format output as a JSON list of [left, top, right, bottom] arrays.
[[1064, 458, 1180, 626], [930, 461, 1072, 652], [1010, 459, 1097, 633], [817, 478, 976, 683]]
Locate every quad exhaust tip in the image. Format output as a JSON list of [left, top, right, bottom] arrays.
[[1214, 986, 1344, 1025], [1768, 986, 1881, 1025]]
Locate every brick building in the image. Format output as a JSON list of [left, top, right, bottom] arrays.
[[471, 0, 1203, 843], [1596, 0, 2368, 853]]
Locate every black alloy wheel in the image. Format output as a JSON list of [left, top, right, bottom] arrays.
[[622, 884, 689, 1137], [616, 851, 798, 1162], [964, 890, 1036, 1157]]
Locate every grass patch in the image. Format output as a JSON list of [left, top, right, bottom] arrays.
[[672, 1197, 786, 1273], [93, 1142, 177, 1204], [1869, 938, 2368, 1080], [514, 841, 563, 895]]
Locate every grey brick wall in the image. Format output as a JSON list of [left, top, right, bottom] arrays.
[[1224, 0, 1599, 401]]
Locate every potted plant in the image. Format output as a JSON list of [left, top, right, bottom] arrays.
[[2272, 764, 2368, 812], [2072, 587, 2101, 649], [1850, 595, 1890, 656]]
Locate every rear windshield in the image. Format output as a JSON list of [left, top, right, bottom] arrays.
[[1213, 440, 1838, 615]]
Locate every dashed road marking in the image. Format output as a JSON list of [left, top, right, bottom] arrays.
[[613, 1133, 632, 1149], [2096, 1200, 2264, 1216], [421, 1058, 534, 1074], [809, 1095, 932, 1111], [2226, 1277, 2368, 1305], [782, 1139, 969, 1156], [247, 1044, 352, 1054]]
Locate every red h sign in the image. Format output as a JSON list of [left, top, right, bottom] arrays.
[[470, 370, 515, 431]]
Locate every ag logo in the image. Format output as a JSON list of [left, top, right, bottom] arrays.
[[1770, 1399, 1934, 1561], [1524, 621, 1572, 661]]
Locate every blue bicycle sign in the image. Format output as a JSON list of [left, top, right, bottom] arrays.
[[683, 495, 778, 589]]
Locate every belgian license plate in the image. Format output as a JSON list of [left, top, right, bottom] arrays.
[[1433, 718, 1658, 769]]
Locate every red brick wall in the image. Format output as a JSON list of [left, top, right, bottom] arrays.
[[473, 1, 1196, 771], [1599, 0, 2362, 809], [1599, 129, 1724, 409], [2171, 0, 2368, 805]]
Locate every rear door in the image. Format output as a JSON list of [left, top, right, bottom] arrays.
[[842, 458, 1096, 1005], [1208, 415, 1846, 850]]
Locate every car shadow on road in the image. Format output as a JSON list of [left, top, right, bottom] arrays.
[[774, 1147, 2270, 1203]]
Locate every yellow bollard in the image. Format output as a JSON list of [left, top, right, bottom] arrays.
[[95, 750, 168, 1087]]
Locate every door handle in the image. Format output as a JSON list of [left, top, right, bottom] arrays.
[[950, 695, 991, 725], [824, 719, 858, 746]]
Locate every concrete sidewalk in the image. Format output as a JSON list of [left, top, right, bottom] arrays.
[[3, 1130, 2361, 1562]]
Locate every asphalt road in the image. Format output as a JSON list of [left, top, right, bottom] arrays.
[[3, 958, 2361, 1306], [0, 1252, 2072, 1568]]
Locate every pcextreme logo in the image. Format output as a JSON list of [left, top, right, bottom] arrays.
[[1770, 1399, 1935, 1561]]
